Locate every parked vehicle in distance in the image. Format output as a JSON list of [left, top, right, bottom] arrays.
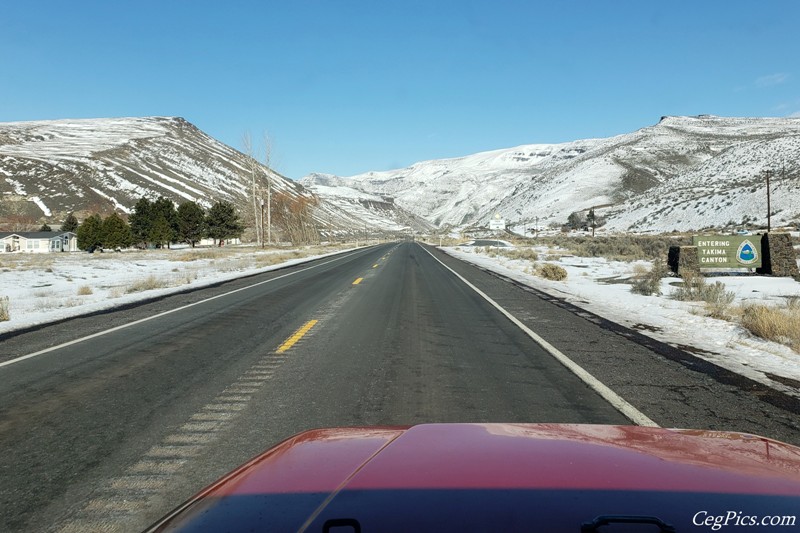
[[147, 423, 800, 532]]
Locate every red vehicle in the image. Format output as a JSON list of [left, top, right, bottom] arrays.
[[147, 423, 800, 532]]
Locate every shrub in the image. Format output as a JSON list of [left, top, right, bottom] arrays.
[[498, 248, 539, 261], [0, 296, 9, 321], [672, 271, 707, 301], [77, 285, 93, 296], [672, 271, 735, 318], [702, 283, 736, 318], [540, 234, 691, 261], [536, 263, 568, 281], [126, 275, 170, 293], [630, 260, 668, 296]]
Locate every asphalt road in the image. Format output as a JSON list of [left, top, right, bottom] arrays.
[[0, 241, 797, 532]]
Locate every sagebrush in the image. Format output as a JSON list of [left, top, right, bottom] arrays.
[[630, 260, 668, 296], [536, 263, 568, 281], [672, 271, 735, 318], [0, 296, 9, 321]]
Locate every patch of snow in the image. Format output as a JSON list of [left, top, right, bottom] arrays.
[[29, 196, 51, 216]]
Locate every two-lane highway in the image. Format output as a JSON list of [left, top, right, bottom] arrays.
[[0, 241, 797, 532]]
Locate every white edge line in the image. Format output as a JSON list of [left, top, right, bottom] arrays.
[[420, 244, 659, 428], [0, 247, 378, 369]]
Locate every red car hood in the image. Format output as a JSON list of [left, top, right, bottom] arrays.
[[149, 423, 800, 532]]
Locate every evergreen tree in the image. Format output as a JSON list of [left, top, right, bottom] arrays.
[[61, 212, 79, 232], [206, 201, 244, 243], [39, 223, 52, 232], [149, 214, 173, 248], [153, 197, 179, 247], [101, 212, 133, 249], [566, 211, 586, 230], [177, 201, 206, 247], [77, 214, 104, 251], [129, 197, 154, 248]]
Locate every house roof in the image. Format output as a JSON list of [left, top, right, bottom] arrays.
[[0, 232, 77, 239]]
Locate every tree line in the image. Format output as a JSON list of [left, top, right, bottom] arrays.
[[73, 197, 243, 251]]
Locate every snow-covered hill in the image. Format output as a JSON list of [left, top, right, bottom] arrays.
[[301, 173, 435, 236], [302, 116, 800, 233], [0, 117, 297, 219], [0, 117, 422, 235]]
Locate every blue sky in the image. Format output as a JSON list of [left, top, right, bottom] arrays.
[[2, 1, 798, 179]]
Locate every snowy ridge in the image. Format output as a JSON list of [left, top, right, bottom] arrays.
[[302, 116, 800, 233], [0, 117, 299, 222], [0, 117, 430, 235], [304, 173, 435, 235]]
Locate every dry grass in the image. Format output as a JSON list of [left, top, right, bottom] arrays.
[[0, 254, 56, 272], [740, 303, 800, 352], [32, 297, 82, 311], [0, 296, 9, 321], [495, 248, 539, 261], [125, 275, 171, 294], [109, 286, 126, 298], [77, 285, 93, 296], [535, 263, 568, 281], [170, 248, 237, 262]]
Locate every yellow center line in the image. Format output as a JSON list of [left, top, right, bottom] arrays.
[[352, 277, 364, 285], [276, 320, 318, 353]]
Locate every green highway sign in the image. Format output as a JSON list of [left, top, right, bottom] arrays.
[[692, 235, 762, 269]]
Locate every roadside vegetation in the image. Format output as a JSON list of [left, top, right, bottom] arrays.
[[740, 298, 800, 352], [467, 232, 800, 353], [670, 271, 736, 319], [537, 234, 692, 261], [534, 263, 568, 281], [630, 260, 668, 296], [0, 242, 357, 328], [0, 296, 9, 321]]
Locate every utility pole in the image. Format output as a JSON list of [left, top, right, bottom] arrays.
[[766, 169, 772, 233]]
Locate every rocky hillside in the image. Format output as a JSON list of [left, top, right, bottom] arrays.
[[0, 117, 424, 235], [302, 116, 800, 234]]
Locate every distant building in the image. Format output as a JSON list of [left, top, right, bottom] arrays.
[[0, 232, 78, 253]]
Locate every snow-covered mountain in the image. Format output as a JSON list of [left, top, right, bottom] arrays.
[[0, 117, 292, 219], [301, 116, 800, 233], [0, 117, 423, 235], [302, 173, 434, 235]]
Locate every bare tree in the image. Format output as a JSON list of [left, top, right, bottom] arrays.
[[271, 191, 320, 244], [242, 132, 262, 246], [262, 132, 273, 247], [242, 131, 278, 248]]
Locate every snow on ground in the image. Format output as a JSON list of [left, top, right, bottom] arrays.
[[0, 245, 356, 335], [443, 244, 800, 398]]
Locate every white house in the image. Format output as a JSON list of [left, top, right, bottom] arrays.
[[0, 232, 79, 253]]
